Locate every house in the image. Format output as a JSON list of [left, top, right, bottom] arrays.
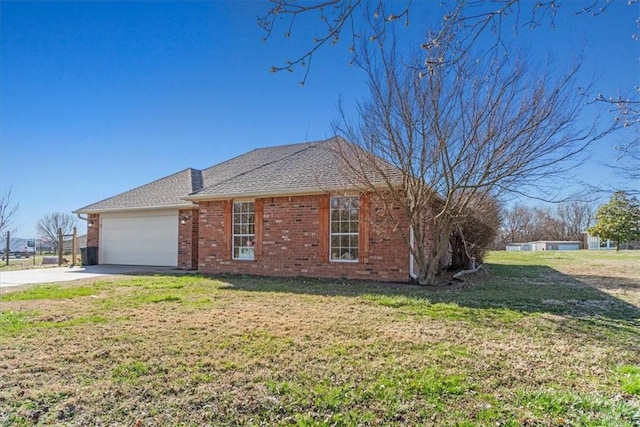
[[584, 232, 639, 250], [74, 137, 416, 282]]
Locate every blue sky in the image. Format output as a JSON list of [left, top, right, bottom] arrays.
[[1, 1, 638, 238]]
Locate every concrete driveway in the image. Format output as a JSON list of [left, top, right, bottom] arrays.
[[0, 265, 176, 289]]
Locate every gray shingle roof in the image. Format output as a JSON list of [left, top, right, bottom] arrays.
[[75, 136, 401, 212], [188, 137, 358, 199], [75, 168, 201, 213]]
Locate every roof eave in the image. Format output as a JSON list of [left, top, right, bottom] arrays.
[[73, 203, 197, 215], [182, 189, 328, 202], [181, 182, 404, 202]]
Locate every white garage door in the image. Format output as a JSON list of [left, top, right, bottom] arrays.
[[100, 210, 178, 266]]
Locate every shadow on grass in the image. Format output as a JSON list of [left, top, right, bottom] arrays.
[[210, 265, 635, 309], [207, 264, 640, 343]]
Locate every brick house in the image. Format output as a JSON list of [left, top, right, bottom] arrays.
[[75, 137, 417, 282]]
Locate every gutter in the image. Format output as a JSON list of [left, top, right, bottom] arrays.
[[73, 204, 197, 215]]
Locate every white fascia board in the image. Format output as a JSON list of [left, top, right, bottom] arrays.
[[73, 203, 197, 215]]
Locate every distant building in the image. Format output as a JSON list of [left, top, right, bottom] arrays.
[[505, 243, 531, 251], [585, 233, 615, 250], [505, 240, 582, 251], [529, 240, 582, 251], [62, 234, 87, 251], [583, 232, 639, 250]]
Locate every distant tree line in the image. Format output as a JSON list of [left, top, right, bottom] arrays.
[[494, 202, 594, 249]]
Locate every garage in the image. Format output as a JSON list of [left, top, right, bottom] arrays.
[[100, 210, 178, 266]]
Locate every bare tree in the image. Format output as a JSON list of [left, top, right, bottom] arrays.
[[530, 207, 564, 241], [556, 201, 593, 240], [36, 212, 78, 251], [0, 187, 20, 238], [500, 204, 537, 244], [330, 23, 615, 284], [609, 132, 640, 195]]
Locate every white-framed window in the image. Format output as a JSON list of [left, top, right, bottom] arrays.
[[233, 201, 255, 260], [330, 196, 359, 262]]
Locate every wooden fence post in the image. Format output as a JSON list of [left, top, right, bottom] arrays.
[[4, 231, 9, 266], [58, 228, 63, 266], [72, 227, 77, 267]]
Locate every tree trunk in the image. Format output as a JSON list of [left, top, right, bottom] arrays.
[[416, 226, 451, 286]]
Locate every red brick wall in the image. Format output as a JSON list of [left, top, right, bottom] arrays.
[[198, 194, 412, 282], [86, 214, 100, 248], [178, 208, 199, 269]]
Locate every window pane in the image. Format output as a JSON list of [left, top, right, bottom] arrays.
[[350, 235, 359, 249], [233, 201, 255, 260], [329, 196, 360, 263]]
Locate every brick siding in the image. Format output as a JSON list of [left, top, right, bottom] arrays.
[[86, 214, 100, 248], [198, 194, 412, 282], [178, 208, 199, 269]]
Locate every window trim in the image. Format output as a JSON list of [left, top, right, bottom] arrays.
[[329, 195, 360, 263], [232, 200, 255, 261]]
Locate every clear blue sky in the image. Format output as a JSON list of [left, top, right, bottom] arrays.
[[1, 1, 638, 238]]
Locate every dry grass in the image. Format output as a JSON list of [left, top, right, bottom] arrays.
[[0, 255, 67, 272], [1, 251, 639, 425]]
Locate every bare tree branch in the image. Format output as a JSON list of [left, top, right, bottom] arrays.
[[0, 187, 20, 238], [260, 0, 638, 128], [36, 212, 78, 251]]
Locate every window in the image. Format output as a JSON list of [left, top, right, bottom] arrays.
[[330, 196, 359, 262], [233, 201, 255, 260]]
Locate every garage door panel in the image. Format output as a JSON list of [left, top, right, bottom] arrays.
[[100, 211, 178, 266]]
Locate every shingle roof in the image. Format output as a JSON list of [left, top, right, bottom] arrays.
[[75, 136, 401, 212], [75, 168, 201, 213], [187, 137, 361, 199]]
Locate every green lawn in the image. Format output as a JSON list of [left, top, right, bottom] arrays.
[[1, 251, 639, 425]]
